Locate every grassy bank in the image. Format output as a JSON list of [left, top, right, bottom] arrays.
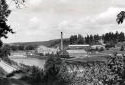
[[0, 67, 7, 77]]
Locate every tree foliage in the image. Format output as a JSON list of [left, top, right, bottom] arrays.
[[19, 54, 70, 85], [17, 53, 125, 85], [12, 0, 25, 6], [0, 0, 25, 48], [0, 0, 15, 47], [117, 11, 125, 24], [0, 44, 10, 58], [69, 31, 125, 45]]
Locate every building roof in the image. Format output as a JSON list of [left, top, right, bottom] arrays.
[[69, 44, 90, 47], [67, 49, 87, 53], [68, 44, 90, 50]]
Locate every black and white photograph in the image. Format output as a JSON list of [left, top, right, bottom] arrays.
[[0, 0, 125, 85]]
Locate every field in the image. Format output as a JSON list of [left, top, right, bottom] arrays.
[[66, 48, 125, 65], [66, 54, 109, 65]]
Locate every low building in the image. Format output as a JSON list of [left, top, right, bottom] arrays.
[[9, 51, 27, 58], [66, 44, 90, 58], [91, 45, 105, 50], [67, 49, 88, 58], [26, 50, 36, 56], [36, 45, 59, 55], [91, 39, 106, 50], [68, 44, 90, 50]]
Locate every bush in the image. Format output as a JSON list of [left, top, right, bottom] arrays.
[[43, 54, 69, 85], [105, 43, 115, 49], [120, 46, 124, 51], [18, 54, 70, 85], [15, 53, 125, 85]]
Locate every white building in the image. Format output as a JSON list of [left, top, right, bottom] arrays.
[[91, 39, 105, 50], [91, 45, 105, 50], [68, 44, 90, 49], [9, 51, 27, 58], [36, 45, 59, 55]]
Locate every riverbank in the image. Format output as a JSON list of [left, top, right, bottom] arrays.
[[0, 67, 7, 77]]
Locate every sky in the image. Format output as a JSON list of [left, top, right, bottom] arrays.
[[3, 0, 125, 43]]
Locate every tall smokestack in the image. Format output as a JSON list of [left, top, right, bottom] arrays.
[[61, 32, 63, 51]]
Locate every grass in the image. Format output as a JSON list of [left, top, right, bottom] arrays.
[[100, 47, 125, 54], [72, 48, 125, 63], [67, 53, 109, 61]]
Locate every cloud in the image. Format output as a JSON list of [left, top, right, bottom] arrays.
[[95, 7, 121, 25], [55, 7, 125, 35], [3, 0, 125, 43], [112, 0, 125, 7]]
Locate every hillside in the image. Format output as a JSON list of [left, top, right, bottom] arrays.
[[9, 38, 70, 48]]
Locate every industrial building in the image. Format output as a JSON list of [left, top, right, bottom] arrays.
[[36, 45, 59, 55], [66, 44, 90, 58]]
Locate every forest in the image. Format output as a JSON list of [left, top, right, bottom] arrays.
[[69, 31, 125, 45]]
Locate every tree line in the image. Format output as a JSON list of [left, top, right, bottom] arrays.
[[69, 31, 125, 45], [9, 45, 36, 51]]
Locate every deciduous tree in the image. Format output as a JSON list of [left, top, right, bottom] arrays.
[[117, 11, 125, 24]]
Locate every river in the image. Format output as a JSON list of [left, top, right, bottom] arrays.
[[10, 58, 46, 69], [0, 58, 46, 85]]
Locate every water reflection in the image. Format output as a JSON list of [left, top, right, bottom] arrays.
[[10, 58, 46, 69]]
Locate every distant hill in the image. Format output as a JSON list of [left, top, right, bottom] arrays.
[[9, 38, 70, 48]]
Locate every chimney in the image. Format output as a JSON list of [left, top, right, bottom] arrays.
[[61, 32, 63, 51]]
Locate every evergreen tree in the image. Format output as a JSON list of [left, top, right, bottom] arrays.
[[120, 45, 124, 51], [119, 32, 125, 42], [89, 35, 94, 44], [93, 34, 100, 44], [77, 34, 84, 44], [85, 35, 90, 44], [115, 31, 119, 43], [69, 31, 125, 45], [69, 35, 77, 44], [69, 35, 73, 44]]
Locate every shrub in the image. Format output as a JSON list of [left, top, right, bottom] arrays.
[[14, 53, 125, 85]]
